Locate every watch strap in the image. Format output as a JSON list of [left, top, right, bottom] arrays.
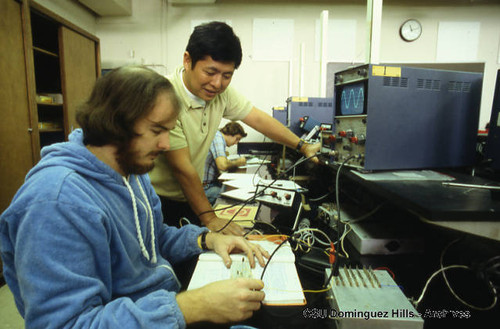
[[296, 139, 306, 151], [200, 231, 209, 250]]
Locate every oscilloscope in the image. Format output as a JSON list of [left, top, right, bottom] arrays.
[[330, 64, 483, 171]]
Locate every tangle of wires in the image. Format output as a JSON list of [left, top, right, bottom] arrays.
[[413, 238, 499, 311], [258, 228, 338, 292], [260, 155, 376, 288], [202, 150, 344, 291], [199, 152, 321, 234]]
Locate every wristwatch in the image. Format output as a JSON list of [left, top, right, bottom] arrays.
[[200, 231, 209, 250], [296, 139, 306, 151]]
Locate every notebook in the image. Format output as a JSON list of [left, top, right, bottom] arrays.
[[187, 237, 306, 306]]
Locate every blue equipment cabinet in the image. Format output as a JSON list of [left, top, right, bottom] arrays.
[[333, 64, 483, 171], [286, 97, 334, 137]]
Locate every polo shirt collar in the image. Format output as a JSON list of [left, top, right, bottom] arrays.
[[180, 68, 206, 109]]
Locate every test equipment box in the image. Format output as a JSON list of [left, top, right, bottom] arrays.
[[286, 96, 334, 137], [332, 64, 483, 171]]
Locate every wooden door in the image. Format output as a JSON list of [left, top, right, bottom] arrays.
[[0, 0, 36, 213], [59, 26, 98, 136]]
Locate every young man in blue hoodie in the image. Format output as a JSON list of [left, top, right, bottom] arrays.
[[0, 66, 268, 329]]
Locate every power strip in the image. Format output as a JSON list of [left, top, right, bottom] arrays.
[[324, 267, 423, 329]]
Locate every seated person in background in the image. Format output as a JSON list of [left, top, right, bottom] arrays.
[[204, 121, 247, 204], [0, 66, 268, 329]]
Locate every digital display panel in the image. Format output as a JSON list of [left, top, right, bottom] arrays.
[[339, 82, 365, 115]]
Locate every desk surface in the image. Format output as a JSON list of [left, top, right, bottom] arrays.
[[344, 170, 500, 222]]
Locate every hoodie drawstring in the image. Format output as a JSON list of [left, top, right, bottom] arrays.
[[122, 176, 157, 264]]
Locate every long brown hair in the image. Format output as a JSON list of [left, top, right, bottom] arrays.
[[76, 66, 179, 146]]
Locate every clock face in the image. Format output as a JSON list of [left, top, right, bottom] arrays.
[[400, 19, 422, 42]]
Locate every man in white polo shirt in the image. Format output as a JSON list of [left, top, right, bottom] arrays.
[[149, 21, 319, 236]]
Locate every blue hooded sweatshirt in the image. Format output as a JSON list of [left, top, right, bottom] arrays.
[[0, 129, 207, 329]]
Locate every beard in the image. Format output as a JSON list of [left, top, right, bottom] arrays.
[[116, 141, 156, 175]]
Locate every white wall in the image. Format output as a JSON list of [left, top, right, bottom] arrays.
[[97, 0, 369, 142], [46, 0, 500, 142], [379, 3, 500, 129]]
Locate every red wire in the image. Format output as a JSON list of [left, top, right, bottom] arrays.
[[375, 266, 395, 279]]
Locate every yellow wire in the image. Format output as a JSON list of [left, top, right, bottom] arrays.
[[264, 285, 332, 294], [340, 222, 351, 258]]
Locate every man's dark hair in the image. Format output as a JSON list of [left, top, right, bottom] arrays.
[[76, 66, 179, 146], [220, 121, 247, 138], [186, 21, 242, 69]]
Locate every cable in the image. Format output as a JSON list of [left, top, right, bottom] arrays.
[[251, 153, 269, 188], [374, 266, 395, 279], [214, 200, 254, 233], [309, 192, 332, 202], [439, 239, 498, 311], [291, 202, 303, 231], [346, 203, 385, 224], [199, 153, 318, 220], [414, 265, 471, 307], [294, 227, 337, 288], [260, 237, 290, 281], [198, 152, 321, 233], [258, 233, 335, 293], [334, 156, 356, 258], [178, 217, 191, 227], [294, 227, 334, 248], [339, 222, 352, 259], [243, 221, 278, 238]]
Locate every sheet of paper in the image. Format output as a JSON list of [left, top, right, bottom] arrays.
[[351, 170, 455, 182], [315, 19, 357, 62], [246, 157, 271, 165], [252, 18, 294, 61], [223, 178, 258, 189], [220, 186, 258, 202], [218, 172, 260, 181], [436, 21, 480, 61]]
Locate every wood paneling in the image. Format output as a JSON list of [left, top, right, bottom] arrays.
[[60, 27, 98, 134], [0, 0, 35, 213], [0, 0, 100, 215]]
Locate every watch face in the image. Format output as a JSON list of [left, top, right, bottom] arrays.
[[400, 19, 422, 42]]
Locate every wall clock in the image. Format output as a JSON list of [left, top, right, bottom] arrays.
[[400, 19, 422, 42]]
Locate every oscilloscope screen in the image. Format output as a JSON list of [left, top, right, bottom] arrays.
[[336, 81, 366, 115]]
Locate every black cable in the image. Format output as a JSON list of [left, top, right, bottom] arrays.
[[316, 155, 356, 288], [330, 155, 356, 281], [322, 254, 336, 289], [251, 153, 269, 188], [335, 155, 356, 234], [199, 152, 321, 233], [260, 237, 291, 281]]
